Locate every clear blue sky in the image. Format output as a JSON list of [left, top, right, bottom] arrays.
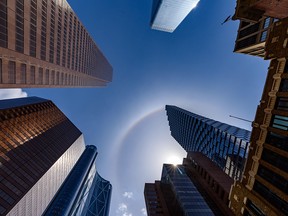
[[0, 0, 269, 215]]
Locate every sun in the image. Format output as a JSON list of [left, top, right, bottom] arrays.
[[166, 155, 182, 167]]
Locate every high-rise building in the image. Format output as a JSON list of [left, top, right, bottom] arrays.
[[229, 16, 288, 216], [144, 164, 215, 216], [44, 145, 112, 216], [166, 105, 251, 181], [0, 0, 112, 88], [150, 0, 200, 33], [0, 97, 112, 215], [233, 0, 288, 22]]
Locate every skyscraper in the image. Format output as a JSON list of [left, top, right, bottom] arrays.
[[0, 0, 112, 88], [0, 97, 111, 215], [166, 105, 251, 180], [233, 0, 288, 22], [150, 0, 200, 33], [44, 145, 112, 216], [229, 14, 288, 215], [144, 164, 215, 216]]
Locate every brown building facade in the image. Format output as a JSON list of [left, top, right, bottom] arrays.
[[233, 0, 288, 22], [234, 17, 276, 57], [0, 97, 86, 215], [0, 0, 112, 88]]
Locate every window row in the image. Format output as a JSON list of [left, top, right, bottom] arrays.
[[0, 60, 84, 86]]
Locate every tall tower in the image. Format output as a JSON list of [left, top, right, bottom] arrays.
[[150, 0, 200, 33], [229, 12, 288, 215], [0, 97, 112, 215], [0, 0, 112, 88], [166, 105, 251, 180]]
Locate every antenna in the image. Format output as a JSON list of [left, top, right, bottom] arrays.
[[229, 115, 252, 123]]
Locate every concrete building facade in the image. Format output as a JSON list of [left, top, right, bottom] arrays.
[[0, 0, 112, 88]]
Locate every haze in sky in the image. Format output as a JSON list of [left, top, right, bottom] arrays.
[[0, 0, 270, 215]]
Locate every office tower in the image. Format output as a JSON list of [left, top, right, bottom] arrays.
[[234, 17, 276, 57], [233, 0, 288, 22], [229, 17, 288, 216], [166, 105, 251, 181], [0, 0, 112, 88], [0, 97, 112, 215], [44, 145, 112, 216], [150, 0, 200, 33], [144, 164, 215, 216]]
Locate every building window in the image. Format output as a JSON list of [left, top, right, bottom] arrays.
[[0, 0, 8, 48], [51, 70, 55, 85], [280, 79, 288, 92], [272, 115, 288, 131], [15, 0, 24, 53], [263, 18, 270, 29], [56, 71, 59, 85], [8, 61, 16, 84], [20, 64, 26, 84], [262, 149, 288, 173], [254, 180, 288, 215], [276, 97, 288, 111], [40, 0, 47, 60], [49, 0, 55, 63], [56, 7, 62, 65], [45, 69, 49, 85], [260, 31, 267, 42], [246, 199, 265, 216], [38, 67, 43, 84], [266, 132, 288, 152], [30, 66, 35, 84], [30, 0, 37, 57]]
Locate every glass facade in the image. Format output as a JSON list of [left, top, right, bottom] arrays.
[[150, 0, 200, 33], [44, 145, 112, 216], [0, 97, 83, 215], [166, 105, 251, 180], [161, 164, 214, 215]]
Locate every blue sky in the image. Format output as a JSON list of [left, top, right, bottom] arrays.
[[0, 0, 270, 215]]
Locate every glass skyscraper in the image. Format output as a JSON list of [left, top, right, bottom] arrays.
[[166, 105, 251, 180], [0, 97, 111, 215], [44, 145, 112, 216], [150, 0, 200, 33]]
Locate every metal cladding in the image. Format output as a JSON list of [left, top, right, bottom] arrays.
[[150, 0, 200, 33], [166, 105, 251, 180]]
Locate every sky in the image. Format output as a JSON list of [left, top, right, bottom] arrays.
[[0, 0, 270, 215]]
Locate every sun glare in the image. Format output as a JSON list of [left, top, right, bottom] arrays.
[[166, 155, 182, 167]]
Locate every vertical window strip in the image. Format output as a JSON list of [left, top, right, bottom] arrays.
[[0, 0, 8, 48]]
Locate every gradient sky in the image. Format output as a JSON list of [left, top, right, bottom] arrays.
[[0, 0, 270, 215]]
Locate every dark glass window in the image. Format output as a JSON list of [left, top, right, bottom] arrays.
[[51, 70, 55, 85], [38, 67, 43, 84], [8, 61, 16, 84], [266, 132, 288, 152], [30, 0, 37, 57], [45, 69, 49, 85], [260, 31, 267, 42], [40, 0, 47, 60], [246, 199, 265, 216], [15, 0, 24, 53], [254, 180, 288, 215], [62, 11, 68, 67], [258, 165, 288, 194], [30, 66, 35, 84], [49, 0, 55, 63], [20, 63, 26, 84], [0, 0, 8, 48], [280, 79, 288, 92], [262, 148, 288, 173], [56, 7, 62, 65], [276, 97, 288, 111]]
